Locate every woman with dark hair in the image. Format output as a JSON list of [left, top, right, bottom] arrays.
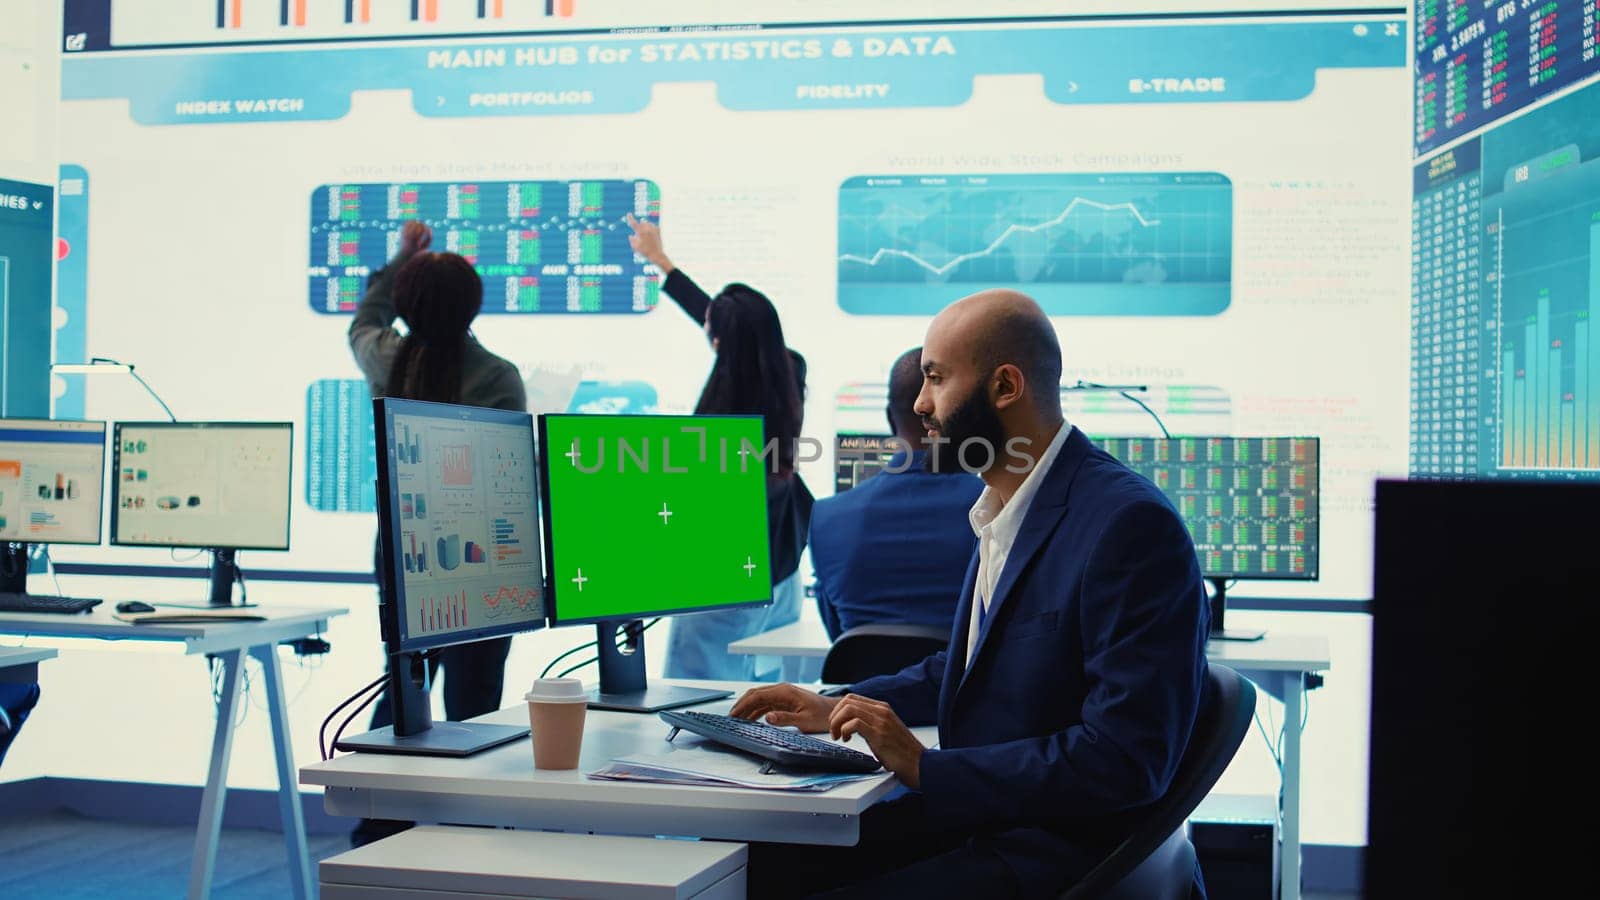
[[628, 215, 814, 681], [348, 221, 526, 736]]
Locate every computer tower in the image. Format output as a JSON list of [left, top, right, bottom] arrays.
[[1191, 794, 1278, 900]]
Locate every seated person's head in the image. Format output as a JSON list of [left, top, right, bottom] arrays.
[[915, 290, 1063, 474], [886, 347, 926, 444]]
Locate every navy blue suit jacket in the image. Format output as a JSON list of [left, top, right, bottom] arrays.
[[851, 426, 1211, 895], [810, 451, 984, 640]]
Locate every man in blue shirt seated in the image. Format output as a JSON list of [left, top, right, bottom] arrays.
[[811, 347, 984, 640], [733, 289, 1211, 899]]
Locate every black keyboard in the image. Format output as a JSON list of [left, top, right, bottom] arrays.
[[0, 593, 103, 614], [660, 710, 883, 774]]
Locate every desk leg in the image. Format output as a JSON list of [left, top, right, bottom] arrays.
[[252, 643, 313, 900], [189, 648, 243, 900], [1280, 672, 1304, 900]]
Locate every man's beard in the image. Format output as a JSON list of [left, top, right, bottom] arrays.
[[922, 378, 1006, 475]]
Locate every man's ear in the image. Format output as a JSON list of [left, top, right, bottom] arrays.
[[991, 364, 1027, 411]]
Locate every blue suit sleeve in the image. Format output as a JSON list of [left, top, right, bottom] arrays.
[[816, 581, 843, 642], [807, 514, 842, 641], [847, 651, 946, 727], [918, 500, 1209, 828]]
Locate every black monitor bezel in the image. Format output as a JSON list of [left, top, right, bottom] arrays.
[[375, 397, 547, 654], [0, 417, 108, 547], [1096, 434, 1321, 582], [537, 413, 775, 628], [108, 420, 293, 552]]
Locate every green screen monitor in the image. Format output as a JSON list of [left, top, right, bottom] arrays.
[[538, 413, 772, 712]]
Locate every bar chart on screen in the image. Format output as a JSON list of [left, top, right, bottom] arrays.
[[1491, 190, 1600, 474], [415, 589, 470, 634]]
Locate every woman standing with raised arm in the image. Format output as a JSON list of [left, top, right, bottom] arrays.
[[347, 221, 526, 845], [627, 215, 813, 681]]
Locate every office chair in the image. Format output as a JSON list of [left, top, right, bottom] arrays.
[[819, 623, 949, 685], [1059, 664, 1257, 900]]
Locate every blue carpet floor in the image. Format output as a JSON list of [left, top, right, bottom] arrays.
[[0, 810, 1362, 899], [0, 810, 348, 899]]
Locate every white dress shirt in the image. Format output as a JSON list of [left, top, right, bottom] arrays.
[[965, 421, 1071, 665]]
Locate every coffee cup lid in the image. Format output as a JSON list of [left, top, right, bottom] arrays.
[[525, 677, 588, 703]]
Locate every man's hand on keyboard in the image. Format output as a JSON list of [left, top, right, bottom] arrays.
[[729, 683, 840, 734], [828, 694, 924, 789]]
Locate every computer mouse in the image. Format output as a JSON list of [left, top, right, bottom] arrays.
[[117, 601, 156, 614]]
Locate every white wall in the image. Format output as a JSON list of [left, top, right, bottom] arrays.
[[0, 0, 60, 185], [0, 1, 61, 421]]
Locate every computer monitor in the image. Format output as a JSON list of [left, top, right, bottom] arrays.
[[0, 418, 106, 594], [1094, 436, 1320, 641], [538, 413, 772, 712], [109, 421, 293, 606], [1367, 479, 1599, 897], [834, 432, 903, 492], [338, 398, 546, 757]]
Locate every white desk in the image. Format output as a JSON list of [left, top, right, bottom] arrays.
[[727, 619, 831, 682], [0, 645, 57, 682], [728, 620, 1331, 900], [302, 682, 935, 847], [0, 604, 346, 900]]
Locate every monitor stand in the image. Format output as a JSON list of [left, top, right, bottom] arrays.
[[335, 650, 528, 757], [587, 618, 732, 713], [1209, 578, 1265, 642], [159, 549, 261, 610], [1, 542, 29, 594]]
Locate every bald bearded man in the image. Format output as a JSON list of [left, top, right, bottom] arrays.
[[734, 290, 1212, 899]]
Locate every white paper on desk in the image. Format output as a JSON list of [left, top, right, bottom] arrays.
[[113, 609, 265, 624], [589, 740, 879, 792]]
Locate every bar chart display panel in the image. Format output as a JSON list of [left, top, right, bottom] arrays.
[[1410, 76, 1600, 480], [1491, 154, 1600, 472]]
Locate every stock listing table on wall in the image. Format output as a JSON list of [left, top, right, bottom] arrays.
[[307, 179, 661, 314], [1414, 0, 1600, 156]]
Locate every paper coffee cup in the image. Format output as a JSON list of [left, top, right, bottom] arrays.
[[525, 678, 588, 770]]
